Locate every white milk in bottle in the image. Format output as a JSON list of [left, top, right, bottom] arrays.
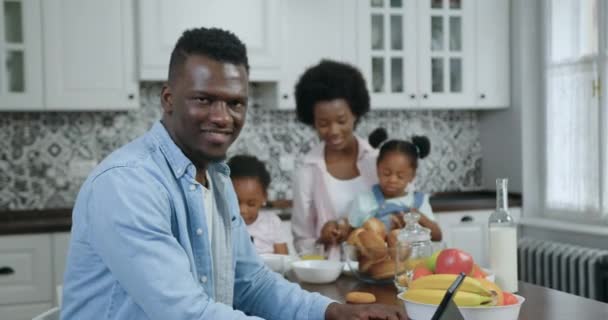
[[488, 178, 518, 292]]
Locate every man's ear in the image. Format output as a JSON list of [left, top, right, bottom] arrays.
[[160, 84, 173, 114]]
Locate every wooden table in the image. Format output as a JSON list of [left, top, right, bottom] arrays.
[[290, 275, 608, 320]]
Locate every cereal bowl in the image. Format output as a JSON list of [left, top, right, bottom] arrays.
[[291, 260, 343, 284]]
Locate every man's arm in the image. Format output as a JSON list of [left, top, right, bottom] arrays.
[[87, 167, 261, 319]]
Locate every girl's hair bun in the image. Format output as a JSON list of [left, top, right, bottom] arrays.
[[368, 127, 388, 149], [411, 135, 431, 159]]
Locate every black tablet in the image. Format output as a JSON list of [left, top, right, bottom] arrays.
[[430, 272, 466, 320]]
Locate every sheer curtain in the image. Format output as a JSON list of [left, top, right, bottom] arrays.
[[543, 0, 604, 218]]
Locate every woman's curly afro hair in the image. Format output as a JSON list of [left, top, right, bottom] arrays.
[[294, 60, 370, 126]]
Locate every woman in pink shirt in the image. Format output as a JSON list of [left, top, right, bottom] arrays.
[[291, 60, 378, 260]]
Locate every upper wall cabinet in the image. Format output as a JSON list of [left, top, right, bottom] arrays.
[[277, 0, 356, 109], [357, 0, 509, 109], [138, 0, 281, 82], [0, 0, 139, 111], [0, 0, 43, 110], [42, 0, 139, 110]]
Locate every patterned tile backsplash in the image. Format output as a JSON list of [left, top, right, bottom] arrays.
[[0, 83, 481, 210]]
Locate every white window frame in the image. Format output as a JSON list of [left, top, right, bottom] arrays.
[[536, 0, 608, 226]]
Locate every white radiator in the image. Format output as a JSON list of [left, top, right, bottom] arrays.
[[518, 237, 608, 302]]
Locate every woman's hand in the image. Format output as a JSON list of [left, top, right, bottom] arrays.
[[325, 302, 407, 320], [320, 220, 341, 246]]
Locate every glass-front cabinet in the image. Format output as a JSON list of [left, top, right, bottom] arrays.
[[0, 0, 43, 110], [358, 0, 509, 109]]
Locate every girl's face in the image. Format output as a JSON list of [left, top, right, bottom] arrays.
[[313, 99, 357, 152], [377, 151, 416, 198], [232, 177, 267, 225]]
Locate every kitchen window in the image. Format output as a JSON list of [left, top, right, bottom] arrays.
[[542, 0, 608, 222]]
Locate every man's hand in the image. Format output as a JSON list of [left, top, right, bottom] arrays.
[[325, 302, 407, 320]]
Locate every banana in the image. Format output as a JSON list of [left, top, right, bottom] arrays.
[[402, 289, 494, 306], [408, 274, 492, 297]]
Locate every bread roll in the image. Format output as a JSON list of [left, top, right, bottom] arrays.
[[346, 291, 376, 304], [369, 258, 397, 280], [362, 217, 387, 240], [346, 228, 364, 247], [357, 230, 388, 261]]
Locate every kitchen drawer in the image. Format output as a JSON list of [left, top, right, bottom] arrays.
[[0, 302, 53, 320], [0, 234, 53, 305]]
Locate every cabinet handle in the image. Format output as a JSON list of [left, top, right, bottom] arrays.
[[128, 94, 135, 100], [460, 215, 473, 223], [422, 94, 428, 99], [480, 93, 486, 99], [409, 94, 416, 99], [0, 266, 14, 276], [282, 94, 289, 100]]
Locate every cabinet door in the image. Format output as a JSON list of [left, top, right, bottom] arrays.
[[357, 0, 418, 108], [0, 234, 52, 304], [417, 0, 475, 108], [278, 0, 355, 109], [52, 232, 70, 306], [0, 302, 53, 320], [0, 0, 43, 110], [42, 0, 139, 110], [435, 210, 492, 267], [139, 0, 280, 81], [475, 0, 509, 108]]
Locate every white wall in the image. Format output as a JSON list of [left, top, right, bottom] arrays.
[[479, 0, 543, 197]]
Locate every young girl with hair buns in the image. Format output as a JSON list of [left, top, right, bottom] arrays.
[[347, 128, 442, 241]]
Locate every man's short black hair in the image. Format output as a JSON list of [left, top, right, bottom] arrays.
[[168, 27, 249, 83], [294, 59, 370, 126], [227, 155, 271, 191]]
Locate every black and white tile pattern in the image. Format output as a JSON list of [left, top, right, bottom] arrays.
[[0, 83, 481, 210]]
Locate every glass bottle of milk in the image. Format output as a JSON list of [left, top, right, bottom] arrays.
[[488, 178, 518, 292]]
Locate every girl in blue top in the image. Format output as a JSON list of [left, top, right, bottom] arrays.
[[347, 128, 442, 241]]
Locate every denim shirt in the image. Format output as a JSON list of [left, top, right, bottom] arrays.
[[61, 121, 333, 320]]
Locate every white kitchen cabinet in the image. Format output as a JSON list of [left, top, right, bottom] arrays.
[[138, 0, 281, 82], [0, 302, 53, 320], [41, 0, 139, 110], [0, 234, 53, 305], [357, 0, 509, 109], [0, 0, 43, 110], [52, 232, 70, 305], [435, 207, 520, 268], [277, 0, 357, 109], [0, 232, 69, 320]]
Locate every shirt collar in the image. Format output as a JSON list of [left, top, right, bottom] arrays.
[[149, 121, 230, 179]]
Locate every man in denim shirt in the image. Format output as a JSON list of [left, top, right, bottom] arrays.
[[61, 28, 405, 320]]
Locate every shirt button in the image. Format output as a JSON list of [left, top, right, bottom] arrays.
[[200, 276, 207, 283], [196, 228, 203, 235], [189, 184, 196, 191]]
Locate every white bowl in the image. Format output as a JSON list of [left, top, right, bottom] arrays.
[[261, 254, 297, 275], [400, 294, 525, 320], [292, 260, 343, 284]]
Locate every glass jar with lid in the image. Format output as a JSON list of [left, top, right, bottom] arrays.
[[394, 211, 434, 292]]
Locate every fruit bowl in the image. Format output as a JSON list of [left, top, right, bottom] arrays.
[[342, 243, 402, 285], [399, 293, 525, 320]]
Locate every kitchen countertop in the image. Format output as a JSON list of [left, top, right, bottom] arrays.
[[0, 191, 521, 235]]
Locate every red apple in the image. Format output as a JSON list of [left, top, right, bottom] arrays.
[[435, 248, 474, 275], [412, 265, 434, 280]]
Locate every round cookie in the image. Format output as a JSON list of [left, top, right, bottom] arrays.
[[345, 291, 376, 304]]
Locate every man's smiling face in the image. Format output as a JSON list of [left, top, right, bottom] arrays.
[[161, 54, 248, 166]]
